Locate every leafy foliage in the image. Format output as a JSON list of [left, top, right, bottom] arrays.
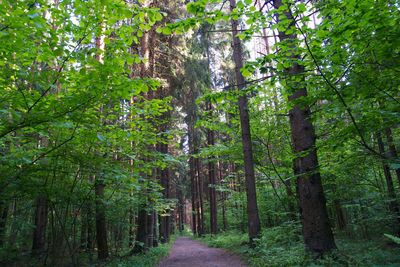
[[1, 0, 400, 265]]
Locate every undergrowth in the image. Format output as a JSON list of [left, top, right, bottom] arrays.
[[105, 236, 174, 267], [198, 223, 400, 267]]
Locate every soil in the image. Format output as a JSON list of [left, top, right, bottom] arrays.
[[158, 237, 247, 267]]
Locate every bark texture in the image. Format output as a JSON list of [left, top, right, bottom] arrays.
[[377, 132, 400, 232], [95, 180, 109, 260], [0, 202, 8, 246], [229, 0, 261, 244], [32, 195, 48, 255], [273, 0, 336, 254], [385, 128, 400, 186], [207, 114, 218, 235]]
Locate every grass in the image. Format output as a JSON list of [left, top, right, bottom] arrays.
[[197, 224, 400, 267]]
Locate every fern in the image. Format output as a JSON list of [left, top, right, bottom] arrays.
[[384, 234, 400, 245]]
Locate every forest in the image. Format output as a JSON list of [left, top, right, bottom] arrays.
[[0, 0, 399, 266]]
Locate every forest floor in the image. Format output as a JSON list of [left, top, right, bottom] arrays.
[[158, 236, 247, 267], [195, 228, 400, 267]]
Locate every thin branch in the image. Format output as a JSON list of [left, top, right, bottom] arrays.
[[27, 32, 90, 113], [222, 74, 274, 91], [255, 134, 293, 192], [0, 94, 95, 139]]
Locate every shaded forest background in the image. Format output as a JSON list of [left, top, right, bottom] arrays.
[[0, 0, 399, 266]]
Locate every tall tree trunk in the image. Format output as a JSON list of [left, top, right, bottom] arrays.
[[151, 211, 157, 247], [194, 159, 204, 236], [229, 0, 261, 245], [196, 158, 205, 236], [32, 195, 48, 255], [160, 157, 170, 243], [207, 102, 218, 235], [219, 162, 228, 231], [80, 208, 87, 249], [377, 132, 400, 233], [8, 199, 18, 247], [95, 178, 109, 260], [188, 118, 200, 235], [385, 128, 400, 186], [134, 0, 157, 249], [86, 202, 94, 251], [334, 199, 346, 230], [284, 179, 297, 221], [93, 13, 109, 257], [273, 0, 336, 255], [332, 184, 346, 230], [204, 25, 218, 235], [0, 202, 8, 246], [133, 208, 148, 253], [190, 155, 198, 235], [177, 188, 185, 232], [145, 195, 154, 249], [128, 207, 135, 248]]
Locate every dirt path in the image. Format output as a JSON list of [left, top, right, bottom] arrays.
[[158, 237, 247, 267]]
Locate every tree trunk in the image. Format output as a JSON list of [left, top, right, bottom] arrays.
[[133, 208, 148, 253], [273, 0, 336, 254], [160, 144, 170, 243], [95, 179, 109, 260], [219, 162, 228, 231], [86, 202, 94, 251], [229, 0, 261, 245], [190, 155, 198, 235], [151, 211, 157, 247], [80, 208, 87, 249], [385, 128, 400, 186], [204, 25, 218, 235], [331, 184, 346, 230], [284, 178, 297, 221], [93, 15, 109, 258], [128, 207, 135, 248], [134, 0, 157, 249], [177, 188, 185, 232], [145, 200, 154, 249], [207, 102, 218, 235], [0, 202, 8, 246], [196, 158, 205, 236], [32, 195, 48, 255], [8, 199, 18, 247], [377, 132, 400, 233], [334, 199, 346, 230]]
